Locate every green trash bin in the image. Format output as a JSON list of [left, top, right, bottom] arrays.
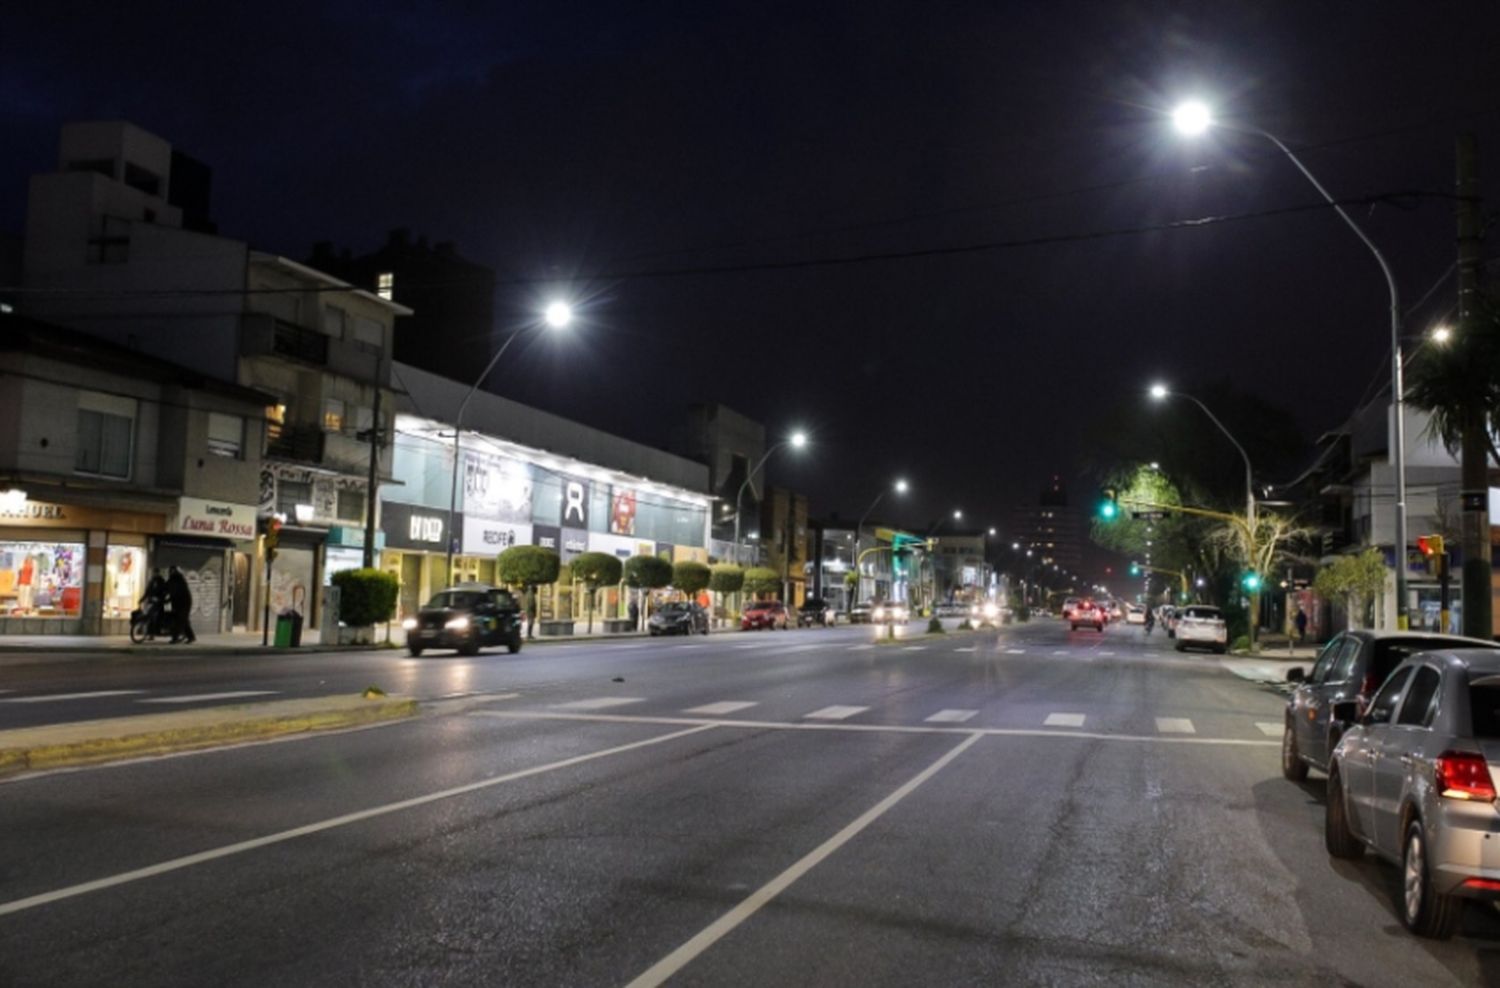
[[274, 611, 304, 647]]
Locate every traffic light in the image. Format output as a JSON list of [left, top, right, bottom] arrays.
[[1097, 488, 1119, 521], [1417, 534, 1445, 557], [264, 516, 282, 563], [1129, 563, 1140, 576], [1241, 571, 1262, 592]]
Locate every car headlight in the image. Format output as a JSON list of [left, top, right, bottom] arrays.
[[874, 607, 885, 619], [401, 617, 418, 630], [445, 616, 471, 631], [983, 603, 999, 618]]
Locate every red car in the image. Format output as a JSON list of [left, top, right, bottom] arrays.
[[1070, 600, 1106, 632], [741, 600, 789, 630]]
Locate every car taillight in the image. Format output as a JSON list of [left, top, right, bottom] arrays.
[[1435, 751, 1497, 802], [1462, 877, 1500, 892]]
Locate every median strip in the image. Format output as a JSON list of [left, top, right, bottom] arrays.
[[0, 694, 419, 778]]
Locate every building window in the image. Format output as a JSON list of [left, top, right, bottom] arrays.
[[337, 489, 366, 523], [322, 399, 345, 433], [87, 215, 130, 264], [75, 392, 135, 479], [277, 480, 313, 518], [0, 541, 85, 617], [322, 306, 347, 338], [207, 412, 243, 459], [377, 272, 394, 300], [352, 316, 382, 349]]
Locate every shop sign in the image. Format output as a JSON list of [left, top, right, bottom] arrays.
[[462, 451, 533, 523], [588, 532, 653, 560], [171, 498, 257, 540], [327, 526, 385, 550], [561, 478, 589, 528], [533, 524, 561, 553], [0, 497, 164, 533], [462, 518, 533, 556], [561, 527, 588, 562], [381, 501, 454, 552]]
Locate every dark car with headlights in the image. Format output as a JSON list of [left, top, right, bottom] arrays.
[[649, 601, 709, 636], [403, 584, 522, 657], [798, 597, 835, 627]]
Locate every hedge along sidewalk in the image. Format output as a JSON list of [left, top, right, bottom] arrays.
[[0, 693, 418, 778]]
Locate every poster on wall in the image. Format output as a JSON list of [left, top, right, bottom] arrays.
[[610, 489, 637, 535], [462, 518, 533, 556], [270, 546, 314, 616], [589, 532, 651, 561], [560, 478, 589, 528], [463, 451, 533, 523]]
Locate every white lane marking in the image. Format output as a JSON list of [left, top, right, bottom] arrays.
[[733, 644, 770, 651], [138, 691, 278, 705], [552, 697, 646, 710], [1044, 713, 1086, 728], [3, 690, 148, 703], [925, 709, 978, 723], [847, 645, 875, 652], [1052, 650, 1068, 656], [1156, 717, 1196, 734], [474, 710, 1281, 747], [954, 647, 977, 653], [803, 705, 869, 721], [1005, 648, 1025, 654], [683, 701, 759, 716], [0, 724, 717, 918], [1099, 651, 1116, 656], [902, 646, 927, 652], [624, 733, 983, 988], [784, 644, 823, 653], [1256, 721, 1283, 737]]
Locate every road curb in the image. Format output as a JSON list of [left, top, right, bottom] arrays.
[[0, 695, 419, 778]]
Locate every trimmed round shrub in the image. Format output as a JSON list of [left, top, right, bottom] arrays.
[[743, 566, 782, 597], [709, 564, 744, 595], [624, 554, 673, 590], [331, 568, 399, 626], [497, 545, 560, 588], [673, 560, 711, 595]]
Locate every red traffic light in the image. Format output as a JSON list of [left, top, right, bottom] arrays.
[[1417, 536, 1433, 557]]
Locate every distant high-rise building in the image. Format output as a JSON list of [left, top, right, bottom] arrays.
[[1010, 475, 1083, 571]]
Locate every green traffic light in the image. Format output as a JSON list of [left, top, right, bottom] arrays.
[[1098, 501, 1118, 520], [1241, 572, 1262, 591]]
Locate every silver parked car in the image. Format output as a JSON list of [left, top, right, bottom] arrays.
[[1324, 648, 1500, 938]]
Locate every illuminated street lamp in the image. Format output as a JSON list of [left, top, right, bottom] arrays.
[[1431, 324, 1453, 345], [732, 431, 808, 565], [853, 477, 910, 603], [1149, 380, 1256, 540], [1173, 98, 1410, 628], [446, 300, 573, 584]]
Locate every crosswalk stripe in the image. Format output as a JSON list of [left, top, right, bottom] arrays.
[[925, 709, 978, 723], [1004, 648, 1025, 654], [1156, 717, 1196, 734], [784, 644, 822, 652], [733, 644, 768, 650], [902, 646, 927, 652], [1099, 651, 1115, 656], [803, 705, 869, 721], [553, 697, 647, 710], [847, 645, 875, 651], [1044, 713, 1086, 728], [954, 647, 977, 653], [1255, 722, 1283, 737], [139, 691, 278, 705], [3, 690, 147, 703], [684, 701, 760, 716], [1052, 650, 1068, 656]]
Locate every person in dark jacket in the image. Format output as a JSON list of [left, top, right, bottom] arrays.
[[140, 569, 168, 637], [166, 566, 195, 644]]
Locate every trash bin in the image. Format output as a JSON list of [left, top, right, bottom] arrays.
[[274, 610, 304, 647]]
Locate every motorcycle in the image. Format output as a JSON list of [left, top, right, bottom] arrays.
[[130, 599, 166, 644]]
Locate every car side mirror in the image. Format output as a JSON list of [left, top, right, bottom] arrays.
[[1286, 666, 1305, 683]]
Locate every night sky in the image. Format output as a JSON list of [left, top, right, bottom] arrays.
[[4, 2, 1498, 578]]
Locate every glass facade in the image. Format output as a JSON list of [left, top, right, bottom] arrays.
[[0, 541, 85, 617], [104, 544, 148, 619]]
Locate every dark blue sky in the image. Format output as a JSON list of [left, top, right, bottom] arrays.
[[3, 1, 1498, 574]]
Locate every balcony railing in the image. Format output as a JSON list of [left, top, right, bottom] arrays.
[[272, 320, 329, 365], [265, 424, 325, 464]]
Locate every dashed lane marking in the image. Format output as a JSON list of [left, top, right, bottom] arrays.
[[925, 709, 978, 723], [1156, 717, 1196, 734], [139, 691, 279, 705], [1004, 648, 1025, 654], [1099, 651, 1116, 656], [902, 646, 927, 652], [954, 647, 977, 653], [1044, 713, 1086, 728], [1051, 650, 1068, 656], [1255, 722, 1282, 736], [803, 705, 869, 721], [847, 645, 875, 651], [2, 690, 148, 703], [684, 701, 759, 716], [553, 697, 647, 711]]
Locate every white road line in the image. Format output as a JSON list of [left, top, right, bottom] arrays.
[[138, 691, 278, 705], [954, 647, 977, 653], [902, 646, 927, 652], [2, 690, 148, 703], [624, 733, 983, 988], [552, 697, 647, 710], [784, 644, 823, 653], [1099, 651, 1116, 656], [1044, 713, 1086, 728], [925, 709, 978, 723], [1156, 717, 1196, 734], [683, 701, 759, 716], [1255, 721, 1283, 737], [1052, 650, 1068, 656], [803, 705, 869, 721], [1004, 648, 1025, 654], [0, 723, 717, 918], [847, 645, 875, 651], [733, 644, 769, 651]]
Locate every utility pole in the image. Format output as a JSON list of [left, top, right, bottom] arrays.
[[1456, 133, 1492, 639], [361, 350, 384, 569]]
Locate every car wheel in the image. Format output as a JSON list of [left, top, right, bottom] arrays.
[[1070, 624, 1078, 631], [407, 646, 424, 657], [1324, 771, 1365, 860], [507, 632, 522, 654], [458, 637, 480, 657], [1402, 820, 1464, 939], [1174, 642, 1185, 652], [1094, 623, 1103, 632], [1281, 722, 1309, 782]]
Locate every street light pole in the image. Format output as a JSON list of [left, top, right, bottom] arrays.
[[1174, 101, 1409, 628], [731, 432, 806, 567], [853, 478, 908, 606], [444, 302, 572, 588]]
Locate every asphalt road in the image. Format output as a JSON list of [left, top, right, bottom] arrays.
[[3, 618, 1497, 986]]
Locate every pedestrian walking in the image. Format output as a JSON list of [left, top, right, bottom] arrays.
[[628, 598, 640, 631], [140, 568, 167, 637], [522, 585, 537, 640], [166, 565, 196, 644], [1294, 607, 1308, 644]]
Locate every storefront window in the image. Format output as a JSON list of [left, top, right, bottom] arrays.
[[0, 541, 85, 617], [104, 545, 147, 618]]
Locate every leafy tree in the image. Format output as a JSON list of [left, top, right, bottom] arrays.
[[1089, 463, 1208, 579], [331, 568, 399, 628], [1314, 549, 1388, 630], [1206, 509, 1315, 648], [709, 564, 744, 595], [624, 554, 673, 591], [743, 566, 781, 598], [673, 560, 711, 595], [570, 552, 623, 634], [497, 545, 560, 589]]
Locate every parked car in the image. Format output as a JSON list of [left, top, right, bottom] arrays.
[[848, 600, 874, 624], [1173, 605, 1228, 653], [1062, 597, 1081, 620], [741, 600, 789, 631], [1124, 604, 1147, 625], [1325, 648, 1500, 939], [872, 600, 911, 624], [1157, 605, 1179, 637], [1108, 601, 1124, 621], [1070, 600, 1105, 632], [649, 601, 709, 636], [970, 600, 1001, 625], [403, 584, 522, 657], [1282, 631, 1499, 781], [797, 597, 835, 627]]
